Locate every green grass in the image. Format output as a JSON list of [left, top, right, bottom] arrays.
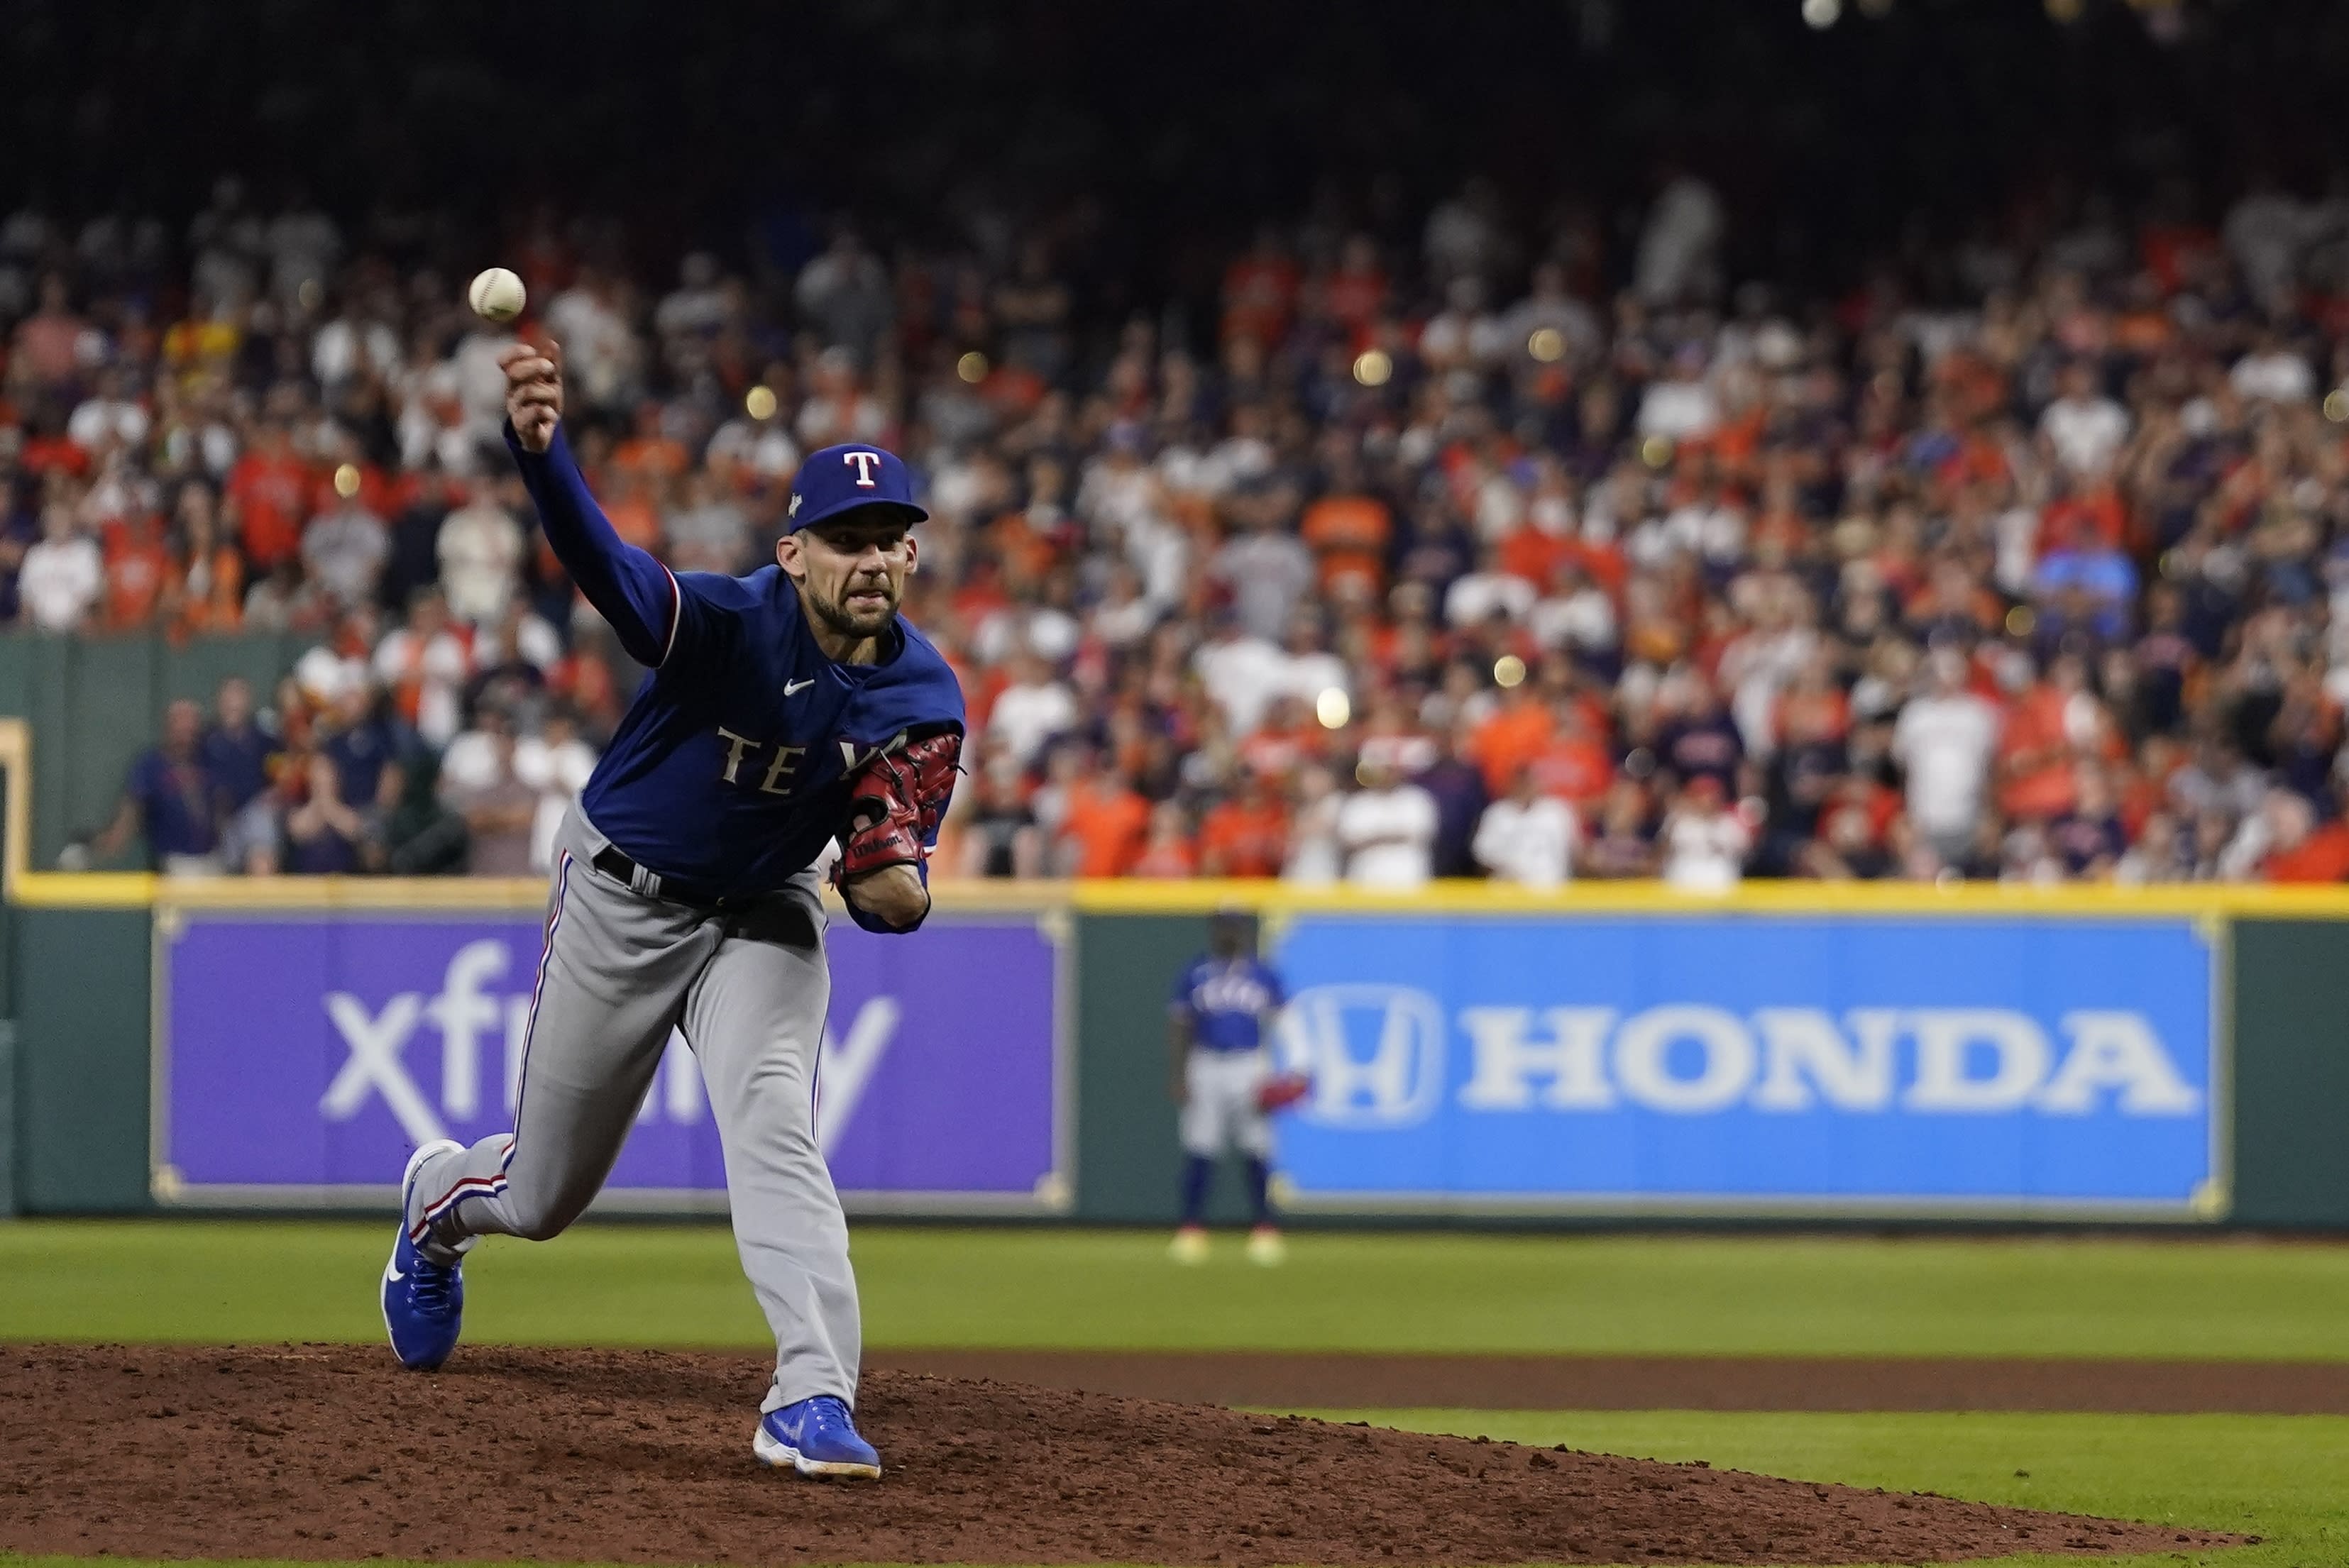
[[4, 1410, 2336, 1565], [4, 1220, 2349, 1359], [1302, 1408, 2349, 1568]]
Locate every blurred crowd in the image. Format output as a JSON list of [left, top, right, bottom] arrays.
[[15, 167, 2349, 884]]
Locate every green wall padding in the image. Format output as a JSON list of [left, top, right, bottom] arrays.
[[13, 907, 155, 1213], [2230, 920, 2349, 1227]]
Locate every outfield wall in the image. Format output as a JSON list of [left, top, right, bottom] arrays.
[[9, 875, 2349, 1229]]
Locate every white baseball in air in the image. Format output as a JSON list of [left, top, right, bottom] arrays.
[[468, 267, 527, 325]]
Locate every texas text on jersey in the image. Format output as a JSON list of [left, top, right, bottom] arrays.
[[1172, 955, 1286, 1053]]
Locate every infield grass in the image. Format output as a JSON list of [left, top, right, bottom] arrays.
[[1316, 1408, 2346, 1568], [6, 1220, 2348, 1359]]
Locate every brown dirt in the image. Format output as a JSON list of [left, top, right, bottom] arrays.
[[0, 1345, 2240, 1566], [867, 1349, 2349, 1415]]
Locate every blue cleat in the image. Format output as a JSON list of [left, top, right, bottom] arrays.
[[382, 1139, 467, 1371], [754, 1395, 882, 1479]]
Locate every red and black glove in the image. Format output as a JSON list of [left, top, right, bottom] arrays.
[[1256, 1071, 1314, 1115], [837, 728, 962, 880]]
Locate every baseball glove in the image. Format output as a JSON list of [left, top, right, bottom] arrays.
[[1256, 1070, 1314, 1115], [838, 727, 962, 879]]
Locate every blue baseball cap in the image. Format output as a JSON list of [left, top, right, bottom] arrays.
[[786, 442, 929, 534]]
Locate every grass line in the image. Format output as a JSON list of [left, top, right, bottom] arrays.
[[9, 1222, 2349, 1361]]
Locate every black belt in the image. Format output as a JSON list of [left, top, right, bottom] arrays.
[[591, 845, 733, 907]]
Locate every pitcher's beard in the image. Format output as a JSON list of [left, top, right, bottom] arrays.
[[810, 581, 898, 641]]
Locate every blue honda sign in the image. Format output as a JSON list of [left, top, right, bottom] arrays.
[[1270, 915, 2218, 1216]]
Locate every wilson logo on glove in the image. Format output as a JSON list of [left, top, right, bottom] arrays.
[[837, 727, 964, 880]]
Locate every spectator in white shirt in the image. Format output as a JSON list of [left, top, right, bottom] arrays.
[[1636, 342, 1721, 442], [1276, 612, 1352, 710], [1891, 646, 2003, 863], [1473, 766, 1578, 889], [311, 299, 403, 392], [437, 484, 525, 625], [67, 368, 150, 453], [663, 468, 751, 575], [1193, 614, 1290, 734], [2039, 361, 2130, 476], [1337, 758, 1439, 890], [515, 706, 599, 873], [1280, 764, 1345, 885], [1212, 507, 1315, 644], [1444, 543, 1537, 627], [2228, 331, 2315, 404], [984, 647, 1079, 767], [302, 496, 389, 609], [1529, 558, 1618, 656], [16, 502, 102, 631], [1660, 775, 1751, 893], [1634, 172, 1726, 307], [372, 588, 473, 749]]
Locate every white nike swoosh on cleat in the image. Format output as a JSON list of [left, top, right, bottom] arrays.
[[785, 678, 814, 695], [384, 1265, 406, 1284]]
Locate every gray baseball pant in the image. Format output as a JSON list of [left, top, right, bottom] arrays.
[[406, 805, 859, 1413]]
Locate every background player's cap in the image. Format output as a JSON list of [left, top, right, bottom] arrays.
[[786, 443, 930, 534]]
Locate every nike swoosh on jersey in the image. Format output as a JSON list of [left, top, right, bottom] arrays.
[[785, 678, 815, 695]]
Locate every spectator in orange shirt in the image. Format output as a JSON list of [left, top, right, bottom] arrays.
[[224, 423, 311, 572], [1131, 800, 1199, 878], [1198, 770, 1290, 877], [101, 509, 173, 629], [1237, 694, 1324, 781], [165, 480, 244, 634], [1059, 757, 1150, 877], [1997, 652, 2117, 821], [1468, 677, 1554, 796], [2258, 791, 2349, 883], [310, 430, 394, 520], [610, 401, 690, 485], [1526, 700, 1614, 810], [1300, 440, 1392, 599], [598, 468, 664, 553]]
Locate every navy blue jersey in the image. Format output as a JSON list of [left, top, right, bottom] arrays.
[[125, 748, 219, 861], [1170, 955, 1285, 1053], [510, 426, 964, 926]]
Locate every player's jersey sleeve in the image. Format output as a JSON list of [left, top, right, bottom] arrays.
[[1256, 960, 1286, 1010], [1169, 961, 1201, 1021], [506, 422, 712, 668]]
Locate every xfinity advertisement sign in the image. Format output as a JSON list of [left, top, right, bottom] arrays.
[[1272, 915, 2219, 1216], [154, 911, 1065, 1213]]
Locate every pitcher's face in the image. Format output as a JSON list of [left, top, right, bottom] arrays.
[[781, 512, 918, 641]]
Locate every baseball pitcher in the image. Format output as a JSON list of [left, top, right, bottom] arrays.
[[1167, 909, 1294, 1266], [380, 340, 962, 1482]]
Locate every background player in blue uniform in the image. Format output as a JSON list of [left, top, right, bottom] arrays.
[[1167, 910, 1289, 1266], [378, 339, 963, 1481]]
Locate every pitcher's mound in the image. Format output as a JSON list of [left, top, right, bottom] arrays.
[[0, 1345, 2235, 1565]]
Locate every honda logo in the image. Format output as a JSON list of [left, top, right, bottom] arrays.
[[1281, 984, 1447, 1128]]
